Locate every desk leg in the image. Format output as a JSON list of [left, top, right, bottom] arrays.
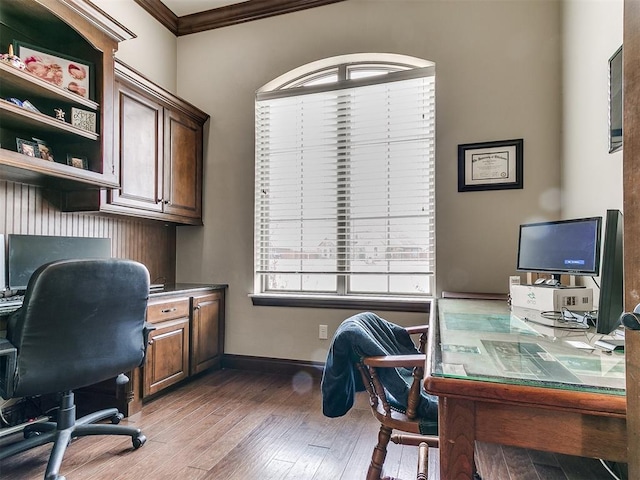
[[439, 397, 476, 480]]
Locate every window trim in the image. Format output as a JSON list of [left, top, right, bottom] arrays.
[[250, 292, 432, 312], [255, 53, 436, 304]]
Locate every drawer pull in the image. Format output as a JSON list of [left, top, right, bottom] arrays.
[[161, 307, 177, 314]]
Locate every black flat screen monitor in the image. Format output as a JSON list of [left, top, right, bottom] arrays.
[[7, 234, 111, 291], [516, 217, 602, 282], [596, 210, 624, 334]]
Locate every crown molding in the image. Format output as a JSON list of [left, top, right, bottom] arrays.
[[133, 0, 179, 35], [134, 0, 346, 36]]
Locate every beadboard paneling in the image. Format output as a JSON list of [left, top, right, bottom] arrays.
[[0, 180, 176, 284]]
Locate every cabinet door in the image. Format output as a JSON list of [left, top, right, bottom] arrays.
[[143, 317, 190, 397], [110, 81, 164, 213], [163, 108, 203, 220], [191, 291, 225, 375]]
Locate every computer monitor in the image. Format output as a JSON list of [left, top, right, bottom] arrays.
[[516, 216, 602, 283], [7, 234, 111, 291], [596, 210, 624, 334]]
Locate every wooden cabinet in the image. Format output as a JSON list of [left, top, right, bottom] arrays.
[[110, 81, 164, 215], [63, 61, 208, 225], [143, 297, 190, 397], [0, 0, 132, 191], [191, 291, 226, 375], [136, 286, 226, 403]]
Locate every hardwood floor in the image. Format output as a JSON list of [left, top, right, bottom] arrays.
[[0, 369, 625, 480]]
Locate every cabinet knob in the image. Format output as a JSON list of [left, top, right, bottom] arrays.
[[163, 200, 171, 205], [194, 305, 201, 310]]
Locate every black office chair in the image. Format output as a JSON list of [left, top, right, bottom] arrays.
[[0, 258, 152, 480]]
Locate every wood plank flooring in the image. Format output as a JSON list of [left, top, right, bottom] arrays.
[[0, 369, 626, 480]]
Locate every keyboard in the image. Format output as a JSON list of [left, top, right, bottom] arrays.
[[0, 295, 24, 315]]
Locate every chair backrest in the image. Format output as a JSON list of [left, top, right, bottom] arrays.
[[7, 258, 150, 397]]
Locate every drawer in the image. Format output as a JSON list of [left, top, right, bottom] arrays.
[[147, 298, 190, 323]]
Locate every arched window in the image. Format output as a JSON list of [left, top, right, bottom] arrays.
[[254, 54, 435, 300]]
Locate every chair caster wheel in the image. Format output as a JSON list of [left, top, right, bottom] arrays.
[[133, 433, 146, 449], [111, 413, 124, 424]]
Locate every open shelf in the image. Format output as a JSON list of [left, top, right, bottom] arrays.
[[0, 99, 99, 141], [0, 61, 99, 110]]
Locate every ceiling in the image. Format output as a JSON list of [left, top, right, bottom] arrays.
[[161, 1, 245, 17], [132, 0, 346, 36]]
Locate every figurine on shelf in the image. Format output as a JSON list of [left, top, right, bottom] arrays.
[[0, 44, 26, 70], [54, 108, 65, 122]]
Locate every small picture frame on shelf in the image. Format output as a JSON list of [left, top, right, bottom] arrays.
[[33, 138, 54, 161], [71, 107, 96, 133], [13, 41, 93, 100], [16, 138, 39, 157], [66, 154, 88, 169]]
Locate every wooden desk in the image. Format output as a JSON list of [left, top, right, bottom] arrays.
[[424, 299, 627, 479]]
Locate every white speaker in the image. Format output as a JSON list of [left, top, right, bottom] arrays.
[[0, 234, 5, 291]]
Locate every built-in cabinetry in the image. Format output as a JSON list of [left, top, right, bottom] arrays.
[[0, 0, 132, 191], [63, 61, 209, 225], [118, 284, 227, 416], [144, 295, 191, 396], [0, 2, 208, 226]]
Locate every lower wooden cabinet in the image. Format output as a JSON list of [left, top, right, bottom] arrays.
[[144, 313, 190, 397], [191, 291, 225, 375], [140, 286, 226, 403]]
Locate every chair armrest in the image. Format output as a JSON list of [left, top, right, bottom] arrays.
[[143, 322, 156, 345], [362, 354, 426, 368], [405, 325, 429, 335], [0, 337, 17, 399], [140, 322, 157, 366]]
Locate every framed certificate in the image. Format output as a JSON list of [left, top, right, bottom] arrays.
[[458, 139, 523, 192]]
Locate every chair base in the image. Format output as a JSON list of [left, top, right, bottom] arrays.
[[0, 391, 146, 480]]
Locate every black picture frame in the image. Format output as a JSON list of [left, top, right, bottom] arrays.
[[609, 45, 623, 154], [457, 139, 524, 192], [66, 154, 88, 169], [13, 41, 94, 100], [16, 138, 39, 158]]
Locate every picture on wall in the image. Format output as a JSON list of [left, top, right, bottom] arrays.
[[458, 138, 524, 192], [609, 45, 623, 153]]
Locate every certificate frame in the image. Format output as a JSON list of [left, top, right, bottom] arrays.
[[457, 138, 523, 192]]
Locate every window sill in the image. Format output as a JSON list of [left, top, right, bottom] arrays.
[[249, 293, 433, 312]]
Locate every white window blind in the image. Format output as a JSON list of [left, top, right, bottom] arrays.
[[255, 67, 435, 296]]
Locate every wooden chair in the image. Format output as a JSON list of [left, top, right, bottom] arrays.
[[356, 324, 439, 480]]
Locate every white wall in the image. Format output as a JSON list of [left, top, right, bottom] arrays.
[[92, 0, 178, 92], [562, 0, 623, 220], [174, 0, 562, 362]]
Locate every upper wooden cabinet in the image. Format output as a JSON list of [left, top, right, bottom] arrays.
[[63, 61, 209, 225], [0, 0, 133, 190]]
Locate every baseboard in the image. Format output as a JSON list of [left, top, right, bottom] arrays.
[[222, 354, 325, 379]]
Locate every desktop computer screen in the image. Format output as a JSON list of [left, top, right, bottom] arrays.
[[7, 234, 111, 291], [516, 216, 602, 282]]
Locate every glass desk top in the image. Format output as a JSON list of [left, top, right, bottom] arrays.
[[433, 299, 625, 395]]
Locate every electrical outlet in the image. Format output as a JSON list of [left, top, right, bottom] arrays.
[[319, 324, 328, 340]]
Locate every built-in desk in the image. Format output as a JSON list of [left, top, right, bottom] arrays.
[[424, 298, 627, 479]]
